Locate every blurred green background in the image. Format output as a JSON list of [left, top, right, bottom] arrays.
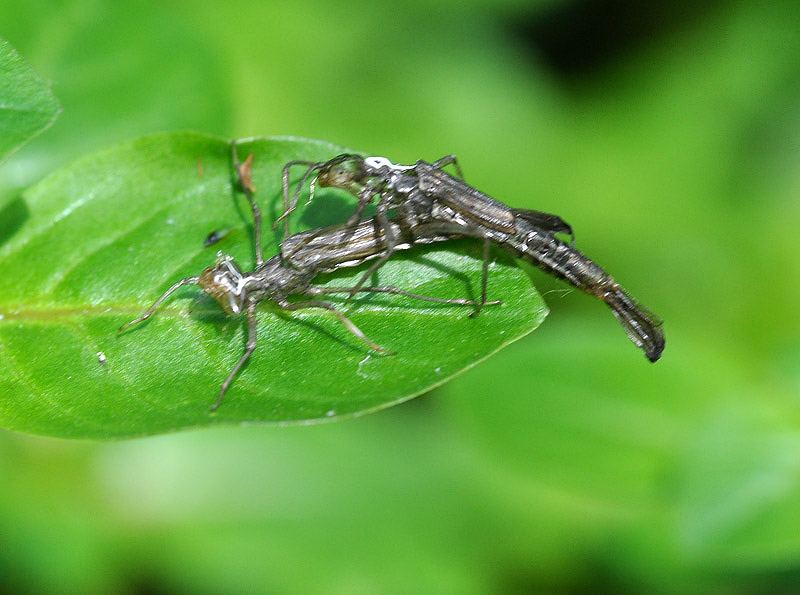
[[2, 0, 800, 592]]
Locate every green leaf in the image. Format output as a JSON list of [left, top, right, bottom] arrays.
[[0, 132, 547, 438], [0, 37, 60, 164]]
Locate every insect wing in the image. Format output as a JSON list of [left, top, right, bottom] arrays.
[[415, 162, 516, 234]]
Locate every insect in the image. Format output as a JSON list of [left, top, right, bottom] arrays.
[[279, 153, 665, 362], [203, 227, 232, 247], [119, 148, 494, 410]]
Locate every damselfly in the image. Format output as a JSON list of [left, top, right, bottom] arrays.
[[279, 153, 665, 362]]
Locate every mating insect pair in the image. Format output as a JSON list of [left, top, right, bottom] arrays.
[[121, 143, 665, 409]]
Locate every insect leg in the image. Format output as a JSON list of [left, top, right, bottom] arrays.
[[118, 276, 201, 332], [430, 154, 464, 180], [275, 160, 323, 236], [211, 301, 259, 410], [342, 182, 381, 227], [468, 238, 491, 318], [278, 298, 394, 354], [346, 197, 396, 300], [231, 141, 264, 266]]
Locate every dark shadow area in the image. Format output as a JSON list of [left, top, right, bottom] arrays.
[[496, 555, 628, 595], [299, 190, 377, 231], [720, 566, 800, 595], [0, 197, 29, 247], [189, 293, 231, 324], [508, 0, 725, 79], [122, 569, 187, 595]]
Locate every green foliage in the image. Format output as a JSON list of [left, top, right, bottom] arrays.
[[0, 133, 546, 438], [2, 1, 800, 593], [0, 37, 60, 164]]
